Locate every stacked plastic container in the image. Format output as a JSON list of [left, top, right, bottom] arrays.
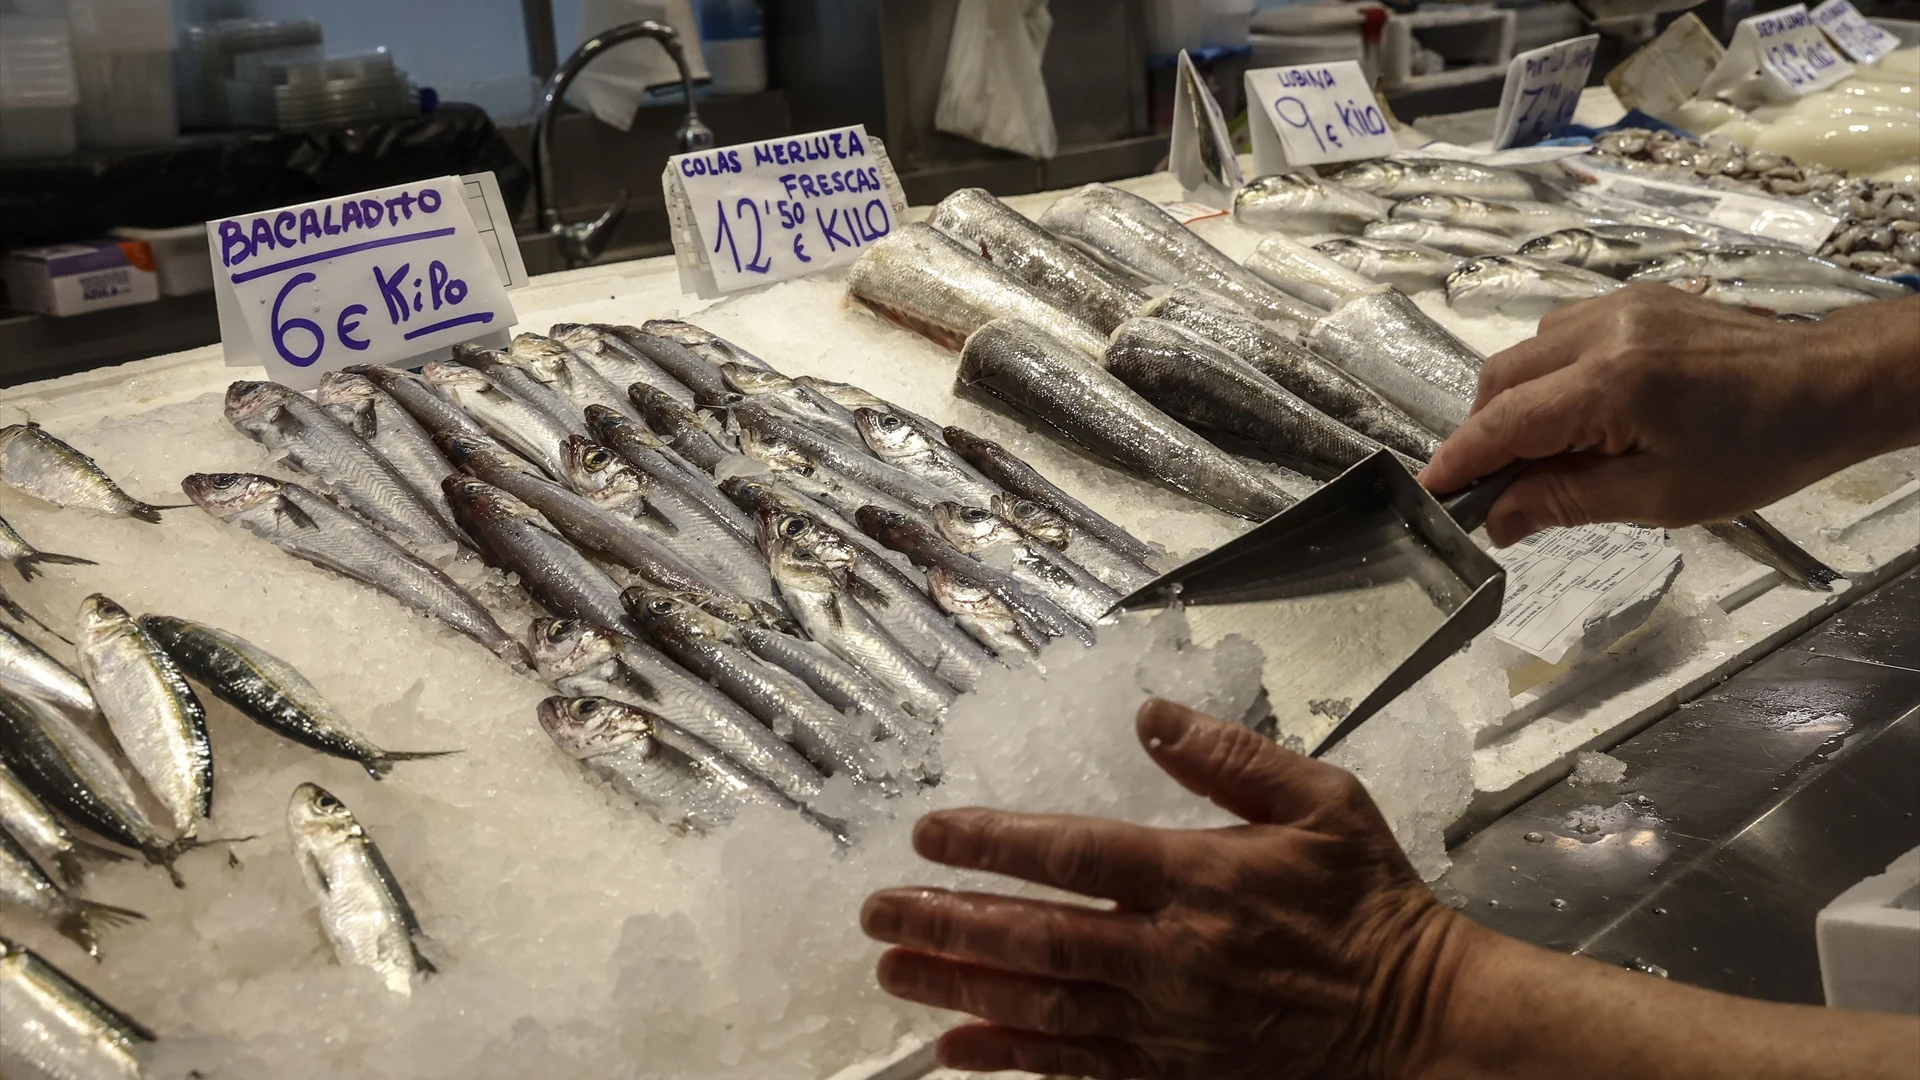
[[0, 15, 80, 160], [176, 18, 323, 127], [68, 0, 179, 148], [225, 49, 415, 131]]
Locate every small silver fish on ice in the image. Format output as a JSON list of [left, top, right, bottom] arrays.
[[1363, 219, 1518, 257], [1243, 233, 1375, 309], [288, 783, 434, 995], [1389, 194, 1602, 238], [1445, 255, 1622, 317], [1313, 237, 1464, 293], [0, 934, 154, 1076], [1233, 173, 1394, 235], [73, 594, 211, 840], [0, 424, 175, 522], [1322, 157, 1536, 201], [1516, 225, 1703, 277]]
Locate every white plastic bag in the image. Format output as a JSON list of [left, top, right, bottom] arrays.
[[568, 0, 709, 132], [934, 0, 1059, 160]]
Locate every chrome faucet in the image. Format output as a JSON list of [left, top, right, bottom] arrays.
[[530, 19, 717, 269]]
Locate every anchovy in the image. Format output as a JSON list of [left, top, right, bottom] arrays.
[[537, 696, 779, 832], [605, 325, 736, 403], [631, 383, 737, 470], [991, 494, 1155, 594], [451, 343, 592, 438], [846, 221, 1111, 359], [1663, 276, 1883, 316], [625, 589, 890, 786], [347, 364, 490, 441], [182, 473, 528, 665], [1445, 255, 1622, 317], [74, 595, 210, 840], [0, 424, 174, 522], [1516, 225, 1703, 277], [1234, 173, 1393, 234], [638, 319, 776, 372], [927, 187, 1149, 335], [0, 757, 126, 888], [287, 783, 433, 996], [1312, 237, 1464, 293], [1139, 287, 1442, 461], [0, 935, 155, 1075], [0, 514, 94, 582], [139, 615, 455, 780], [421, 359, 577, 480], [1323, 157, 1536, 201], [1363, 219, 1518, 256], [942, 425, 1160, 567], [1627, 246, 1913, 300], [1706, 514, 1843, 591], [585, 406, 755, 543], [0, 621, 95, 721], [529, 618, 826, 804], [933, 502, 1119, 624], [853, 408, 999, 506], [723, 476, 915, 581], [1307, 288, 1484, 435], [1037, 183, 1322, 333], [314, 370, 467, 540], [735, 404, 953, 512], [1106, 317, 1407, 479], [857, 504, 1092, 647], [1389, 194, 1601, 238], [719, 364, 865, 445], [442, 475, 639, 638], [956, 319, 1295, 521], [925, 565, 1044, 664], [509, 332, 647, 423], [0, 822, 142, 957], [1243, 233, 1375, 309], [550, 324, 700, 407]]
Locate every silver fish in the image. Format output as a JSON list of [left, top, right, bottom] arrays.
[[933, 502, 1119, 625], [1243, 233, 1374, 309], [735, 404, 953, 513], [741, 436, 925, 529], [854, 408, 1000, 507], [0, 621, 95, 722], [1445, 255, 1622, 317], [719, 364, 865, 445], [941, 425, 1160, 568], [441, 474, 640, 639], [1307, 288, 1484, 435], [1140, 287, 1443, 462], [1105, 317, 1407, 479], [956, 319, 1295, 521], [0, 514, 94, 582], [637, 319, 776, 372], [314, 370, 467, 540], [74, 595, 211, 839], [1363, 219, 1519, 256], [1628, 247, 1913, 300], [927, 187, 1149, 335], [347, 364, 489, 442], [181, 473, 528, 665], [1322, 157, 1536, 201], [529, 618, 826, 805], [1389, 194, 1601, 238], [0, 934, 154, 1076], [796, 378, 948, 448], [538, 696, 776, 832], [725, 621, 933, 745], [1233, 173, 1394, 234], [0, 821, 142, 957], [1663, 276, 1883, 316], [925, 565, 1044, 664], [421, 359, 576, 480], [990, 494, 1155, 594], [509, 332, 648, 423], [1516, 225, 1703, 277], [631, 384, 737, 471], [550, 324, 700, 408], [287, 782, 433, 996], [0, 757, 126, 888], [846, 221, 1111, 359], [450, 343, 593, 438], [1313, 237, 1464, 293], [1706, 514, 1842, 592], [139, 615, 456, 780], [856, 505, 1092, 647], [723, 477, 919, 584], [0, 424, 173, 522], [585, 406, 755, 544], [605, 326, 736, 404], [1037, 183, 1322, 333]]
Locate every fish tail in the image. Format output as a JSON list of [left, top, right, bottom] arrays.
[[152, 832, 261, 887], [14, 550, 97, 581], [61, 898, 147, 958], [366, 749, 462, 779], [132, 502, 192, 524], [0, 587, 70, 643], [53, 840, 131, 888]]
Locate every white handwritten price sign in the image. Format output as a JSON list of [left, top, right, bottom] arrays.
[[663, 124, 909, 297], [1811, 0, 1902, 64], [208, 175, 519, 390], [1491, 35, 1598, 150], [1246, 61, 1398, 172], [1709, 4, 1855, 101]]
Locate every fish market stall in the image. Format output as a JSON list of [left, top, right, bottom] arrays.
[[1, 92, 1918, 1080]]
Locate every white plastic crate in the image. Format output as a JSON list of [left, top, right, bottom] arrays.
[[1819, 846, 1920, 1014]]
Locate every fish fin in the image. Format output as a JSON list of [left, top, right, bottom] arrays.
[[273, 499, 318, 531], [842, 571, 890, 609], [14, 550, 96, 581], [130, 502, 192, 523], [61, 899, 147, 959], [822, 595, 848, 632], [0, 586, 70, 644], [156, 833, 261, 888], [610, 662, 662, 704], [303, 850, 331, 894], [366, 749, 462, 779], [410, 934, 441, 976], [54, 840, 132, 888]]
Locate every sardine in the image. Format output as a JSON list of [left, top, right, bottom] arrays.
[[421, 359, 577, 480], [722, 477, 912, 581], [956, 319, 1295, 521], [1234, 173, 1393, 234], [1627, 247, 1913, 300], [1243, 234, 1375, 308], [1323, 157, 1536, 201], [287, 783, 433, 996], [740, 431, 926, 528], [537, 695, 774, 832], [1313, 237, 1463, 293], [585, 406, 755, 543], [0, 514, 93, 582], [1036, 183, 1323, 333], [1307, 288, 1483, 435], [719, 364, 864, 445], [139, 614, 456, 780], [927, 187, 1149, 335], [846, 221, 1111, 359], [450, 343, 592, 438], [925, 565, 1044, 664], [631, 383, 737, 470], [853, 408, 1000, 507], [1139, 287, 1443, 461], [932, 502, 1119, 624], [74, 595, 210, 840], [991, 494, 1155, 594], [638, 319, 776, 372], [442, 475, 640, 639], [0, 934, 154, 1076], [1389, 194, 1601, 238], [1706, 514, 1843, 591], [563, 435, 767, 590], [1516, 225, 1702, 277], [1445, 255, 1622, 317], [314, 371, 467, 541], [509, 332, 647, 423], [0, 822, 142, 957], [1105, 317, 1406, 479], [735, 404, 953, 512], [0, 758, 126, 888], [182, 473, 528, 665], [605, 326, 736, 404], [550, 324, 699, 407], [942, 425, 1160, 566], [0, 621, 94, 722], [0, 424, 174, 522], [347, 364, 489, 441], [857, 505, 1092, 647], [529, 618, 825, 804], [1663, 276, 1883, 316], [726, 621, 932, 744], [1363, 219, 1519, 256]]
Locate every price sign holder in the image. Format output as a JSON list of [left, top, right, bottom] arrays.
[[1490, 34, 1599, 150], [663, 124, 910, 299], [1701, 3, 1854, 104], [1246, 60, 1399, 173], [209, 173, 522, 390], [1810, 0, 1902, 64], [1169, 49, 1244, 208]]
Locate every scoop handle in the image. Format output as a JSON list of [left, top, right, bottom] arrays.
[[1439, 460, 1533, 533]]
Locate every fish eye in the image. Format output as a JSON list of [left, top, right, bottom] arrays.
[[545, 620, 578, 642], [314, 791, 342, 810], [647, 598, 675, 615], [878, 415, 901, 430], [780, 517, 809, 538], [585, 449, 613, 468], [574, 698, 602, 717], [961, 508, 990, 522]]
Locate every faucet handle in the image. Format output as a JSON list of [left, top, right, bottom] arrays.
[[558, 190, 631, 266]]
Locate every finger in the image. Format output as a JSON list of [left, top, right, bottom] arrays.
[[861, 888, 1152, 985], [1481, 451, 1674, 545], [938, 1022, 1151, 1079], [1471, 332, 1579, 414], [1418, 367, 1620, 497], [910, 808, 1174, 908], [1136, 699, 1351, 825], [877, 950, 1144, 1037]]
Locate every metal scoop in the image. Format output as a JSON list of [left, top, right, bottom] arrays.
[[1111, 451, 1524, 757]]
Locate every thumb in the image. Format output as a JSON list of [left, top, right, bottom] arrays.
[[1136, 699, 1347, 825], [1482, 452, 1672, 546]]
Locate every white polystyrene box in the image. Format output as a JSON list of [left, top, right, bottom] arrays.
[[1818, 845, 1920, 1014]]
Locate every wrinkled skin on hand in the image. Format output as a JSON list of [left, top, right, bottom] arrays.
[[860, 699, 1469, 1079]]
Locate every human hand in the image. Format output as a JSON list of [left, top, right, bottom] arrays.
[[1419, 284, 1919, 546], [860, 699, 1471, 1079]]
